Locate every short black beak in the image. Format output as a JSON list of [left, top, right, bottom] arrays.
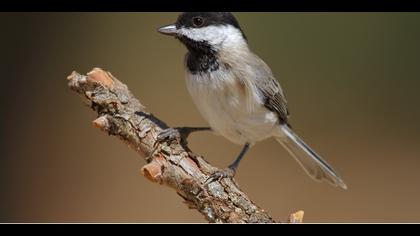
[[157, 24, 178, 36]]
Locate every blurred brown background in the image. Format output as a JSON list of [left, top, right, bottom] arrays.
[[1, 12, 420, 223]]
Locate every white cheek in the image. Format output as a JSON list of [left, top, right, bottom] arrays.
[[180, 25, 246, 49], [180, 26, 224, 45]]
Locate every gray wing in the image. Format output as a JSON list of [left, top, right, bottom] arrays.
[[253, 55, 289, 124]]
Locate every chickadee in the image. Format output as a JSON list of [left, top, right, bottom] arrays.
[[158, 12, 347, 189]]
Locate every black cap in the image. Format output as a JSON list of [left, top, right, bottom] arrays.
[[175, 12, 246, 40]]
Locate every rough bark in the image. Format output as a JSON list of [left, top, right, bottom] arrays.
[[67, 68, 303, 223]]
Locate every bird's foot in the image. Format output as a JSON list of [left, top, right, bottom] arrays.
[[156, 127, 188, 145], [204, 167, 236, 185], [156, 127, 210, 145]]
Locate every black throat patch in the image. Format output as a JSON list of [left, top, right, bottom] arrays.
[[178, 36, 219, 74]]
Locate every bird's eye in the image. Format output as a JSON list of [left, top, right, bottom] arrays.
[[192, 17, 204, 27]]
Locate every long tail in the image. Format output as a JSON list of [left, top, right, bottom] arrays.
[[275, 125, 347, 189]]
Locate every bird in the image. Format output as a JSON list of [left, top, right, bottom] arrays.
[[157, 12, 347, 189]]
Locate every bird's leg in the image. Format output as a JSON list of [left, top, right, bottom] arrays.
[[156, 127, 211, 145], [205, 143, 250, 184]]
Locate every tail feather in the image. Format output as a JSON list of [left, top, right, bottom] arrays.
[[276, 125, 347, 189]]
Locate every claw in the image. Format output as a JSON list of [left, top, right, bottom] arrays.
[[156, 127, 210, 146], [204, 168, 235, 185], [156, 128, 182, 143]]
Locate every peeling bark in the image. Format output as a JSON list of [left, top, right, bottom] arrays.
[[67, 67, 303, 223]]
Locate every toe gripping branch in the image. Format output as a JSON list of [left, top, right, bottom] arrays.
[[157, 127, 211, 145]]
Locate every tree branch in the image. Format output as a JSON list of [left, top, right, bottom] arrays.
[[67, 68, 303, 223]]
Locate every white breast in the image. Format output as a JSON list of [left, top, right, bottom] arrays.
[[185, 68, 279, 145]]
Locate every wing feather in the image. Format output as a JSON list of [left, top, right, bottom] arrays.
[[252, 54, 289, 124]]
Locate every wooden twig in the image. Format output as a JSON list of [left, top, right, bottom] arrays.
[[288, 210, 305, 223], [67, 68, 303, 223]]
